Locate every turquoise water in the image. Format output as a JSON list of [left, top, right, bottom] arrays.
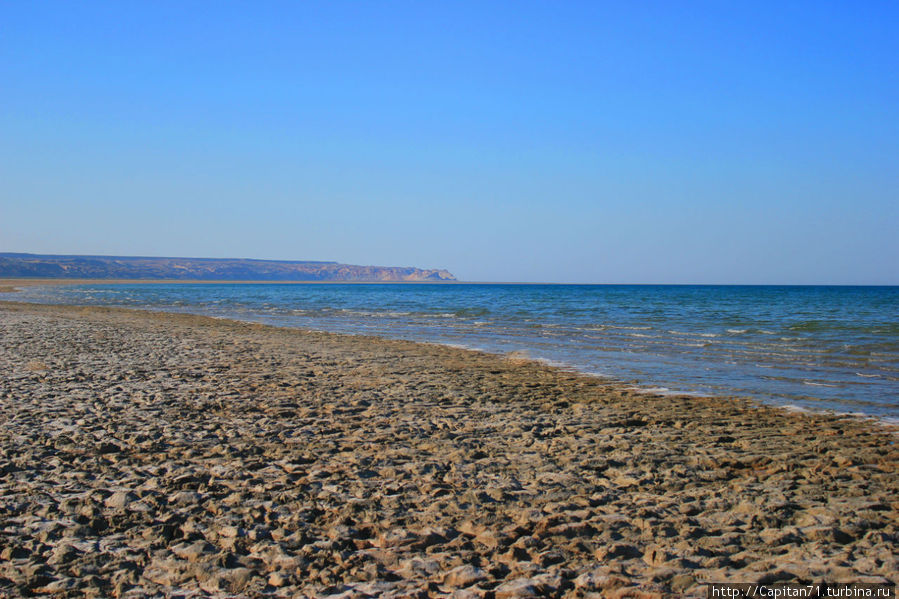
[[11, 283, 899, 420]]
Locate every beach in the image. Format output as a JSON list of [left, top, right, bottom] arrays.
[[1, 301, 896, 598]]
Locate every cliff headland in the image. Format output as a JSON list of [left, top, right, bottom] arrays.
[[0, 253, 456, 282]]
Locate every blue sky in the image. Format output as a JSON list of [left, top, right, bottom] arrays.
[[1, 1, 896, 283]]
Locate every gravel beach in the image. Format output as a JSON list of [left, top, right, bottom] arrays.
[[1, 302, 896, 598]]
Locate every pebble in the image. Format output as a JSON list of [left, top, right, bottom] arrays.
[[0, 302, 896, 598]]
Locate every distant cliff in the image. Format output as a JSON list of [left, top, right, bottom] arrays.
[[0, 253, 457, 282]]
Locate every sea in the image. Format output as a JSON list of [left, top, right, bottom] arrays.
[[9, 283, 899, 422]]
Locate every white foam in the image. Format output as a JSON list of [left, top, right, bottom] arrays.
[[781, 404, 813, 413], [441, 342, 486, 352], [802, 381, 838, 387], [727, 329, 748, 334], [624, 386, 709, 397], [580, 370, 612, 379], [668, 330, 718, 338], [534, 357, 577, 370], [628, 386, 670, 394]]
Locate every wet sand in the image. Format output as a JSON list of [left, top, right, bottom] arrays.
[[1, 301, 896, 598]]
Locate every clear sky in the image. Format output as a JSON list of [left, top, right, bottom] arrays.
[[1, 1, 896, 283]]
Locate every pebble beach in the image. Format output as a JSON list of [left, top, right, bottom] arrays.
[[1, 301, 897, 598]]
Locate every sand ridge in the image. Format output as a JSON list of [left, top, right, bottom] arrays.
[[0, 302, 896, 598]]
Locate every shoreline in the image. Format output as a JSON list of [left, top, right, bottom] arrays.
[[10, 300, 898, 430], [1, 301, 897, 597], [4, 286, 898, 428]]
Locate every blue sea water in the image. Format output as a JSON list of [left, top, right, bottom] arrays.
[[10, 283, 899, 420]]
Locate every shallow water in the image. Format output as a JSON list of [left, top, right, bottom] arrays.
[[11, 283, 899, 419]]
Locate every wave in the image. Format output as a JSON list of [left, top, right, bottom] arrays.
[[667, 330, 720, 338], [624, 386, 709, 398], [781, 404, 813, 414]]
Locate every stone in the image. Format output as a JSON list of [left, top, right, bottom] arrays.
[[104, 491, 136, 510], [443, 565, 487, 588], [495, 578, 540, 598]]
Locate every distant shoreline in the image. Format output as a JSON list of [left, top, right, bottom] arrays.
[[2, 278, 897, 288], [0, 252, 456, 282], [0, 278, 469, 289]]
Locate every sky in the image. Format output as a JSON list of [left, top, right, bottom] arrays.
[[1, 1, 896, 284]]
